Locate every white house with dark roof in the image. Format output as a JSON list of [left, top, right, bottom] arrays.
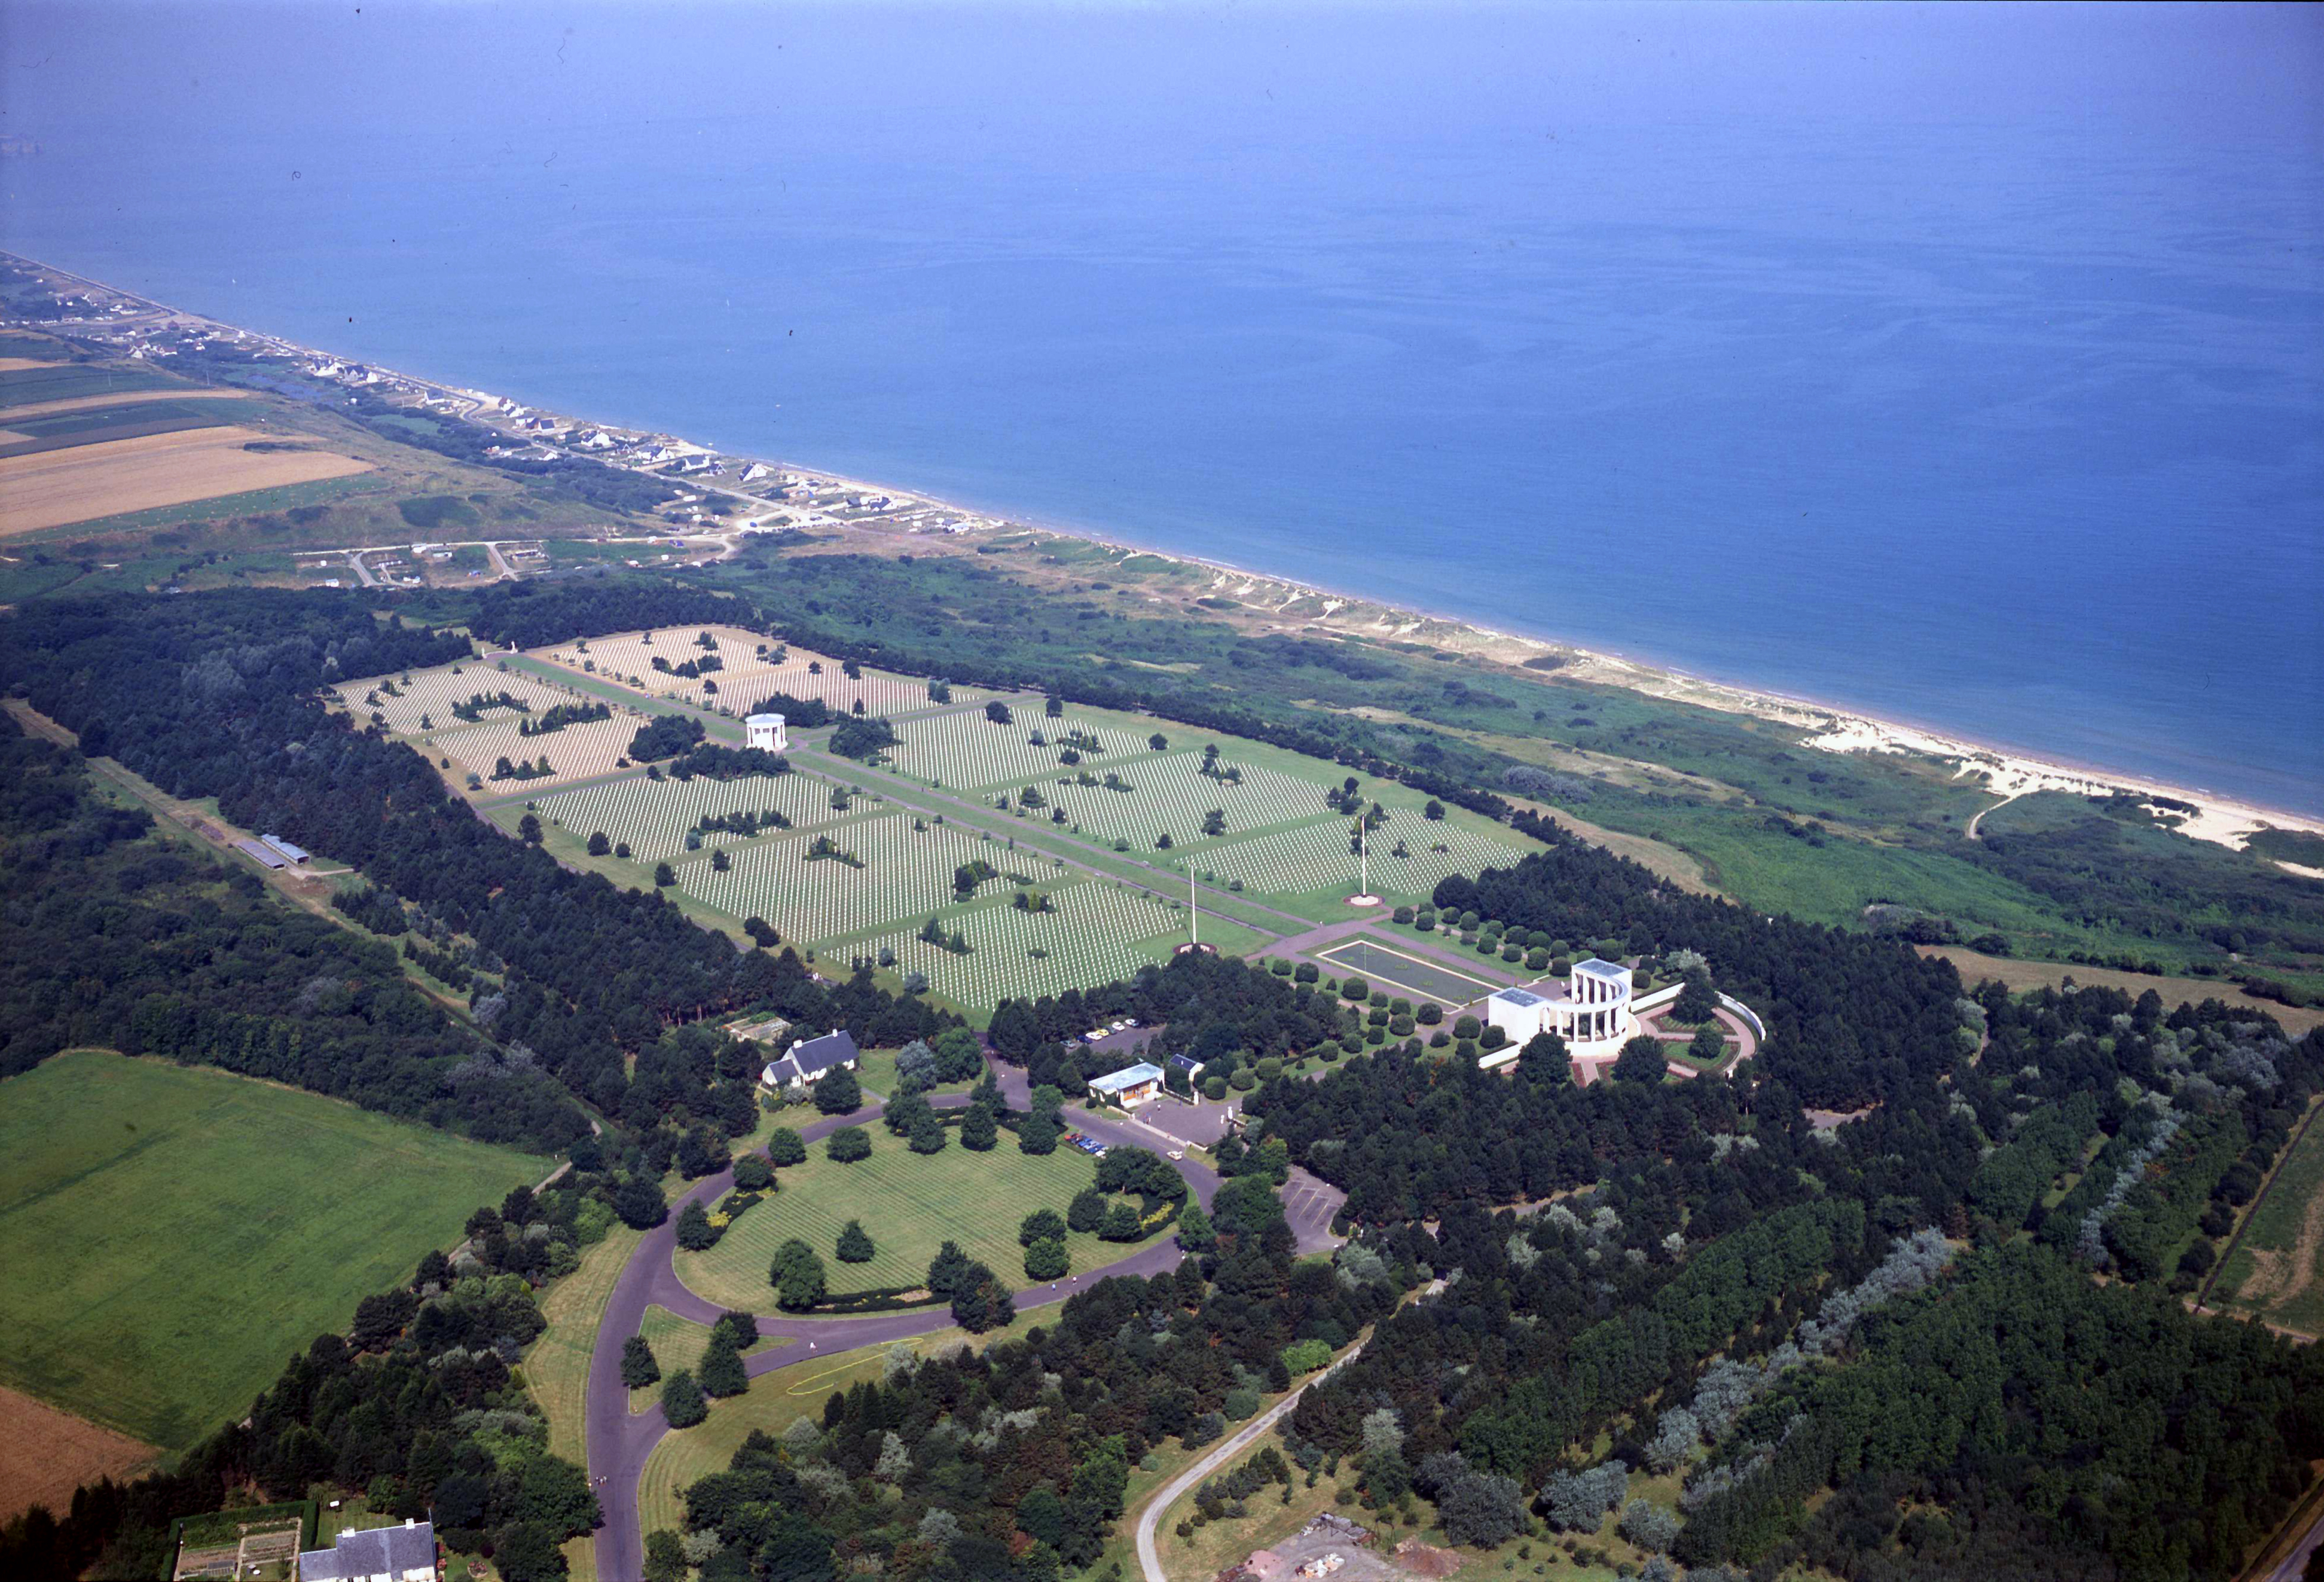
[[761, 1030, 859, 1091], [297, 1517, 435, 1581]]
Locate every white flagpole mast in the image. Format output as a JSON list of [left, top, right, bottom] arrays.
[[1190, 861, 1198, 946]]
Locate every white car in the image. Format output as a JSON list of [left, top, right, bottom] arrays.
[[1166, 1150, 1184, 1161]]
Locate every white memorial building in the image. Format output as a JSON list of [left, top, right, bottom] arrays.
[[746, 712, 789, 752], [1485, 958, 1638, 1059]]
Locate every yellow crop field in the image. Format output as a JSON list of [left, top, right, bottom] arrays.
[[0, 426, 371, 536]]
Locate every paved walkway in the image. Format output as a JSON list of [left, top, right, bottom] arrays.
[[1132, 1341, 1365, 1582], [588, 1060, 1223, 1580]]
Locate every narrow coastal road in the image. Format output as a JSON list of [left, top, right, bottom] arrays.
[[1133, 1342, 1364, 1582], [589, 1067, 1222, 1580]]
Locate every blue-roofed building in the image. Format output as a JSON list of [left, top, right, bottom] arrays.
[[1089, 1061, 1165, 1108]]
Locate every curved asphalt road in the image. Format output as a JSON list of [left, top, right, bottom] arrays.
[[588, 1060, 1229, 1580], [1132, 1343, 1364, 1582]]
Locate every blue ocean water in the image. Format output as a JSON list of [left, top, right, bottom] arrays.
[[5, 3, 2319, 810]]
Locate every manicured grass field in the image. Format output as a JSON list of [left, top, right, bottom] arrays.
[[855, 881, 1189, 1010], [1315, 937, 1503, 1006], [2220, 1102, 2324, 1339], [636, 1328, 975, 1540], [335, 661, 576, 735], [627, 1305, 787, 1412], [679, 811, 991, 946], [672, 1124, 1156, 1308], [0, 1051, 549, 1450], [534, 767, 847, 863], [851, 1047, 975, 1100]]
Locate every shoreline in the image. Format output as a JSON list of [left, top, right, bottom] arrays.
[[12, 248, 2322, 850]]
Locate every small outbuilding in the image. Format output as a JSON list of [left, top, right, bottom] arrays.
[[1089, 1061, 1165, 1108], [259, 833, 312, 865], [236, 838, 288, 871], [762, 1030, 860, 1091]]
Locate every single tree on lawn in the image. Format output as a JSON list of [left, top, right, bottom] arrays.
[[613, 1175, 667, 1230], [771, 1240, 827, 1310], [908, 1109, 948, 1154], [1672, 970, 1719, 1024], [698, 1333, 748, 1398], [1067, 1187, 1107, 1234], [927, 1240, 976, 1300], [836, 1220, 875, 1263], [519, 813, 543, 844], [767, 1127, 807, 1166], [661, 1369, 707, 1428], [1018, 1110, 1061, 1155], [826, 1125, 871, 1162], [674, 1199, 719, 1251], [951, 1267, 1014, 1334], [960, 1105, 998, 1151], [1025, 1238, 1069, 1281], [653, 861, 676, 887], [929, 1025, 983, 1081], [893, 1039, 937, 1093], [1020, 1207, 1068, 1246], [1100, 1201, 1143, 1242], [731, 1152, 774, 1191], [1613, 1035, 1669, 1085], [587, 830, 611, 856], [1689, 1023, 1727, 1064], [884, 1091, 932, 1136], [621, 1334, 660, 1389], [813, 1064, 862, 1114]]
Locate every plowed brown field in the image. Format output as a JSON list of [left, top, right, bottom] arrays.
[[0, 1385, 157, 1521]]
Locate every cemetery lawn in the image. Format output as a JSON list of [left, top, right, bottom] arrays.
[[672, 1124, 1159, 1307]]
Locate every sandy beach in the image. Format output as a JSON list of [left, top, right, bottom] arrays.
[[17, 248, 2320, 860]]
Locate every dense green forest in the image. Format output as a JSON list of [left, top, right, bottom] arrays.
[[6, 577, 2322, 1582], [0, 714, 582, 1147]]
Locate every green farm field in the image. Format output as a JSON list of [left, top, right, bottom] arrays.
[[2218, 1103, 2324, 1339], [0, 1051, 549, 1450], [671, 1123, 1161, 1308], [0, 364, 181, 408]]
